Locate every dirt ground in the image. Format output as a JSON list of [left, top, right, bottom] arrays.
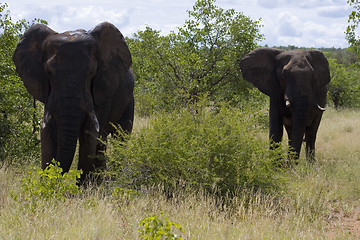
[[327, 206, 360, 239]]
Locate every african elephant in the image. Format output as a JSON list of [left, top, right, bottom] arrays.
[[240, 47, 330, 161], [13, 22, 134, 180]]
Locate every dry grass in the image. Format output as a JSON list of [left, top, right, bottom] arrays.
[[133, 115, 151, 133], [0, 181, 330, 239], [0, 107, 360, 239], [318, 108, 360, 159]]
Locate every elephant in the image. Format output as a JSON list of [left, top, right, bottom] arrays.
[[13, 22, 134, 180], [239, 47, 330, 161]]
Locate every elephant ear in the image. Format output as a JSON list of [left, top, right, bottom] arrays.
[[309, 50, 330, 89], [90, 22, 132, 107], [240, 47, 283, 97], [13, 24, 56, 103]]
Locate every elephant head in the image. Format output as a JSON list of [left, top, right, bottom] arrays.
[[13, 22, 133, 173], [240, 47, 330, 159]]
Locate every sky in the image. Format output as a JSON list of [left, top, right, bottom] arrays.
[[7, 0, 352, 48]]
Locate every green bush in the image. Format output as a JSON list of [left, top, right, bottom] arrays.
[[328, 58, 360, 108], [14, 160, 82, 208], [138, 212, 184, 240], [327, 58, 360, 108], [107, 100, 283, 196]]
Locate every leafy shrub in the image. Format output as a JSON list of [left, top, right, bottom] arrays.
[[15, 160, 82, 207], [138, 212, 184, 240], [0, 4, 45, 162], [107, 100, 283, 196], [327, 58, 360, 108]]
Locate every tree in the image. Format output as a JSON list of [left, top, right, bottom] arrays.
[[129, 0, 263, 115], [0, 3, 46, 161], [346, 0, 360, 56]]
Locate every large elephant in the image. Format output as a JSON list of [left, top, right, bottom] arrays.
[[240, 47, 330, 161], [13, 22, 134, 179]]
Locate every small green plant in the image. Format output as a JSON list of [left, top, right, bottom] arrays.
[[138, 212, 184, 240], [17, 160, 82, 204]]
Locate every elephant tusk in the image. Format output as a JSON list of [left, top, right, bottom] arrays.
[[41, 111, 52, 129], [317, 104, 326, 111], [89, 110, 100, 132], [285, 100, 291, 108], [312, 90, 326, 111]]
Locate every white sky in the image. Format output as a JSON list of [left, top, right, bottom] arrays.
[[8, 0, 351, 48]]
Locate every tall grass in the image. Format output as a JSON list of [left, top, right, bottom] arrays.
[[0, 107, 359, 239]]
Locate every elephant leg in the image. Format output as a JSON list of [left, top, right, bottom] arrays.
[[118, 98, 134, 134], [95, 135, 107, 169], [284, 124, 292, 147], [269, 97, 283, 148], [78, 121, 101, 182], [41, 113, 57, 169], [305, 114, 322, 162], [269, 97, 287, 167], [305, 129, 316, 162]]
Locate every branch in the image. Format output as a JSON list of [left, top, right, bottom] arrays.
[[156, 50, 183, 87], [205, 69, 230, 95], [197, 46, 226, 80]]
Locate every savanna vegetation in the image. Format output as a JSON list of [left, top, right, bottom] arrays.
[[1, 0, 360, 239]]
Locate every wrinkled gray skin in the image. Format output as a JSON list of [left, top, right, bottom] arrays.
[[13, 22, 134, 180], [240, 47, 330, 161]]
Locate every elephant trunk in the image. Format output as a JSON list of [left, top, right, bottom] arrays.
[[290, 100, 309, 158], [51, 91, 85, 172], [55, 112, 84, 172]]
